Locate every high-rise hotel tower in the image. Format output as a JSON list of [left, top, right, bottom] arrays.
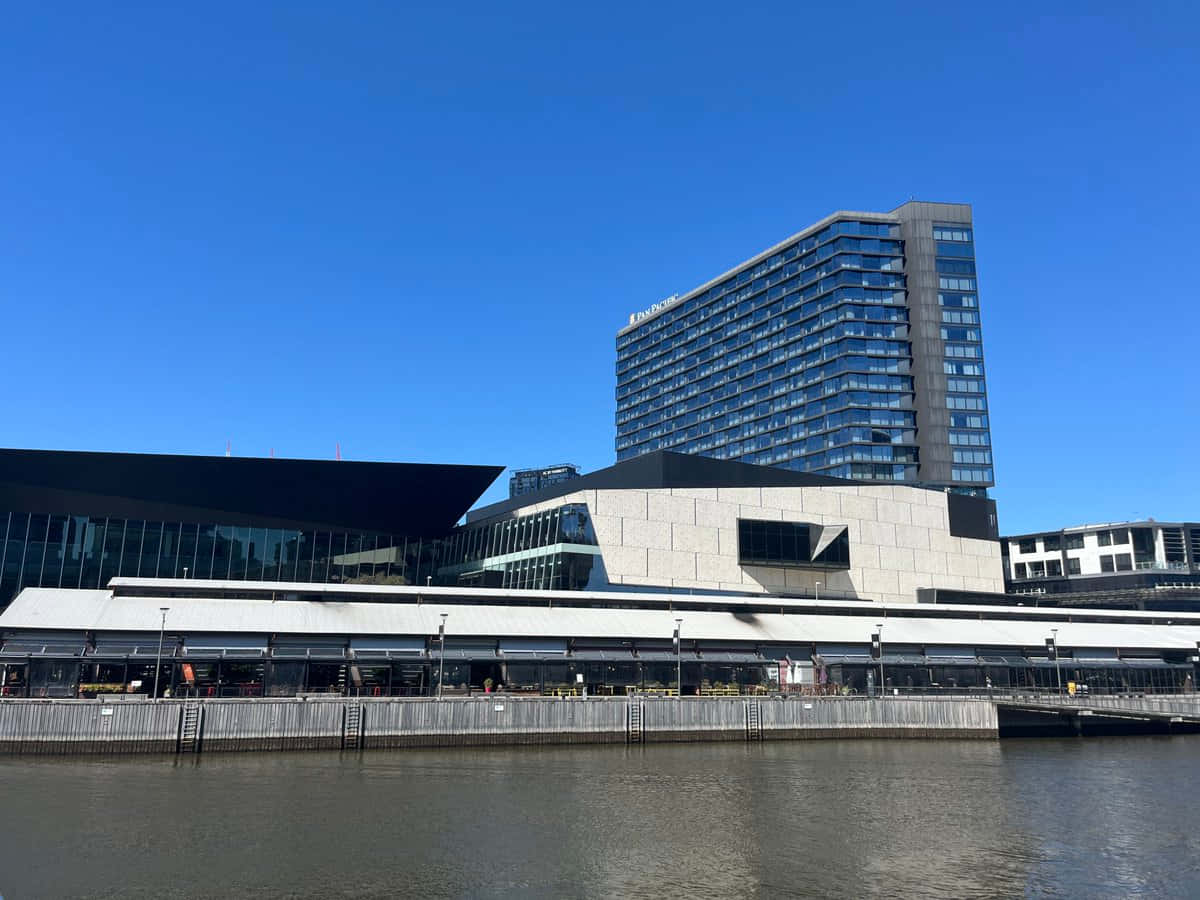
[[615, 201, 994, 495]]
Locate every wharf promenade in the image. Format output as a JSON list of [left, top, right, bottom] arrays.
[[3, 694, 1197, 756]]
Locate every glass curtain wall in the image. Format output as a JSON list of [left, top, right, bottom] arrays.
[[616, 220, 920, 481], [437, 504, 599, 590], [0, 511, 436, 607]]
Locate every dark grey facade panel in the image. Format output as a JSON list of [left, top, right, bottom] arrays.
[[468, 449, 998, 539], [946, 492, 998, 541], [466, 451, 850, 523]]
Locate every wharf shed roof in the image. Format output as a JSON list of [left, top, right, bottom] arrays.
[[104, 578, 1200, 626], [4, 588, 1200, 652]]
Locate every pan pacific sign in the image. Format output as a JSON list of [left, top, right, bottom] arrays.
[[628, 294, 680, 325]]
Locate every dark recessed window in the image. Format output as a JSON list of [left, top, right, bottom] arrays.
[[1065, 533, 1084, 550], [1029, 561, 1045, 577], [1097, 531, 1112, 547], [1115, 553, 1133, 571], [1014, 562, 1027, 579], [1018, 538, 1036, 554], [1100, 555, 1115, 572], [1067, 557, 1081, 575], [1043, 535, 1061, 552], [1046, 559, 1062, 577], [736, 519, 849, 569]]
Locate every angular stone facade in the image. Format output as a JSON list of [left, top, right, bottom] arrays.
[[508, 483, 1004, 603]]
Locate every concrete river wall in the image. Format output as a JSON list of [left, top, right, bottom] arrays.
[[0, 696, 999, 756]]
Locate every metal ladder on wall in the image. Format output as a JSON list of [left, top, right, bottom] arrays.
[[343, 703, 364, 750], [627, 699, 644, 744], [745, 700, 762, 742], [179, 703, 203, 754]]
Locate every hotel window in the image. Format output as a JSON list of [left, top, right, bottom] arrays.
[[1115, 553, 1133, 571], [1065, 533, 1084, 550], [1018, 539, 1036, 554], [1014, 562, 1027, 578], [933, 226, 973, 242], [1097, 531, 1112, 546], [1067, 557, 1081, 575], [1046, 559, 1062, 577], [1029, 561, 1045, 577], [1100, 555, 1115, 572], [1110, 529, 1129, 545], [1043, 535, 1061, 552]]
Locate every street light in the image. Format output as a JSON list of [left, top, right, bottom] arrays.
[[815, 581, 822, 602], [674, 617, 683, 697], [438, 613, 448, 698], [1050, 628, 1062, 699], [153, 607, 169, 700], [875, 623, 885, 698]]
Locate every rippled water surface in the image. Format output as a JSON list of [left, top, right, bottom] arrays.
[[2, 737, 1199, 898]]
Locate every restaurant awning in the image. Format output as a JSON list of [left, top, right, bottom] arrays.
[[350, 637, 426, 659], [570, 650, 636, 661], [978, 655, 1031, 668], [0, 631, 86, 657], [91, 633, 178, 657], [499, 639, 568, 656], [637, 651, 701, 662], [880, 653, 926, 666], [700, 652, 765, 664], [184, 634, 268, 657]]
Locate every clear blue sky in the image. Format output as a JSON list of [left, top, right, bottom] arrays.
[[2, 3, 1197, 533]]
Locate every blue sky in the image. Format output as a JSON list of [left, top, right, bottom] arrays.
[[2, 3, 1197, 533]]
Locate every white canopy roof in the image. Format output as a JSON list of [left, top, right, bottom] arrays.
[[4, 587, 1199, 652]]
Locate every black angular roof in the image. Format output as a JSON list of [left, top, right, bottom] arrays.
[[467, 450, 848, 522], [465, 450, 997, 541], [0, 448, 502, 537]]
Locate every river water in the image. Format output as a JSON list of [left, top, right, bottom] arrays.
[[1, 737, 1198, 898]]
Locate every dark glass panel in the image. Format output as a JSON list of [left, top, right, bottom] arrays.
[[311, 532, 332, 583], [261, 528, 284, 582], [228, 526, 249, 580], [22, 513, 51, 589], [212, 525, 234, 580], [281, 531, 302, 582], [158, 522, 181, 579], [176, 522, 199, 579], [59, 516, 88, 587], [41, 515, 69, 588], [140, 521, 164, 578], [119, 520, 145, 580], [193, 524, 217, 580]]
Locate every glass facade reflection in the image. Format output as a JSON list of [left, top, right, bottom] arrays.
[[616, 201, 994, 492], [0, 511, 439, 606], [437, 504, 601, 591]]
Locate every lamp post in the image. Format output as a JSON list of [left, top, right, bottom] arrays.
[[1049, 628, 1062, 699], [438, 613, 448, 698], [875, 623, 885, 698], [815, 581, 822, 602], [674, 617, 683, 697], [153, 607, 169, 700]]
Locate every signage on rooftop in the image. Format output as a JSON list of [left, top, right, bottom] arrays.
[[628, 294, 679, 325]]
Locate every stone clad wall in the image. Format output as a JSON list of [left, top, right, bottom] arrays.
[[513, 484, 1003, 602]]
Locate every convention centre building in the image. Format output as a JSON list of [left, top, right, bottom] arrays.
[[2, 447, 1198, 700]]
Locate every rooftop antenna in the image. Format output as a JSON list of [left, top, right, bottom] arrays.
[[270, 448, 275, 459], [335, 442, 342, 461], [225, 440, 232, 458]]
